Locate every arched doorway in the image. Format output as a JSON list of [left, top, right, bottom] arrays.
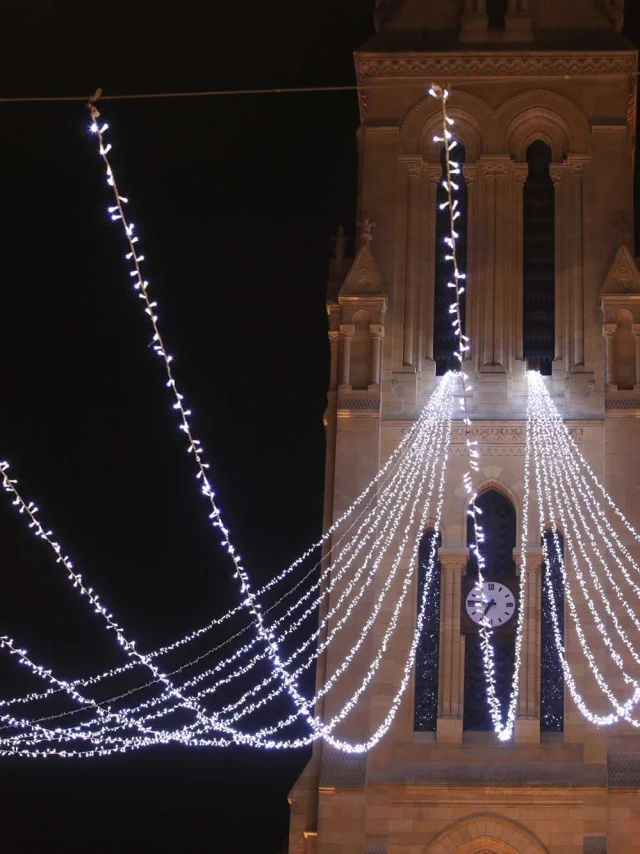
[[423, 814, 548, 854]]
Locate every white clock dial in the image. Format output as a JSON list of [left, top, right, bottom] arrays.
[[465, 580, 516, 627]]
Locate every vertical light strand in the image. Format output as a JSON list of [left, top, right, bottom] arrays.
[[429, 85, 526, 740]]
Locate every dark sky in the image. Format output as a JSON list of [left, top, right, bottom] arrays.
[[0, 1, 373, 851], [2, 3, 640, 853]]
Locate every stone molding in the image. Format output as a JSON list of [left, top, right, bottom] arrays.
[[450, 426, 583, 443], [423, 812, 548, 854], [356, 52, 636, 81], [337, 398, 380, 411]]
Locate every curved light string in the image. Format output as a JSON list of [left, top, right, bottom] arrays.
[[3, 91, 640, 758], [429, 85, 526, 740], [0, 380, 453, 755], [528, 372, 640, 726]]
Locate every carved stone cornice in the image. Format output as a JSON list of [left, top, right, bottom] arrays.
[[438, 548, 469, 572], [549, 163, 565, 185], [566, 155, 591, 177], [355, 52, 636, 82], [479, 155, 510, 178], [513, 163, 529, 185], [450, 425, 582, 444], [340, 324, 355, 339], [400, 156, 423, 179]]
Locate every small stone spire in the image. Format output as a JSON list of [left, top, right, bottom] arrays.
[[332, 225, 348, 262]]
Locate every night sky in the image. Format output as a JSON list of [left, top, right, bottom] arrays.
[[0, 1, 373, 851], [2, 3, 640, 853]]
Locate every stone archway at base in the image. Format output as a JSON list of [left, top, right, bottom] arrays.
[[423, 813, 548, 854]]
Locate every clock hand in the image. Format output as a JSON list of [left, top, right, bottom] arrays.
[[483, 599, 496, 616]]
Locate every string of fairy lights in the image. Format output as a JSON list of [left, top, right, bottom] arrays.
[[0, 87, 639, 756]]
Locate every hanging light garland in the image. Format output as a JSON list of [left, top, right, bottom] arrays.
[[429, 85, 528, 741], [5, 89, 640, 759], [528, 371, 640, 727]]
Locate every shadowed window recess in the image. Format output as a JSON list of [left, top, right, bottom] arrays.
[[523, 140, 555, 375], [487, 0, 507, 28], [414, 529, 441, 732], [464, 489, 517, 731], [434, 143, 467, 376], [541, 530, 564, 732]]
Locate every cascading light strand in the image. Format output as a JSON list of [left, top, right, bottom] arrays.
[[0, 380, 455, 755], [429, 84, 526, 741]]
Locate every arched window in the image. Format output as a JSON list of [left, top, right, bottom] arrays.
[[523, 140, 555, 375], [414, 529, 441, 731], [464, 489, 517, 731], [434, 144, 467, 376], [614, 309, 636, 389], [541, 530, 564, 732], [487, 0, 507, 28], [350, 309, 373, 390]]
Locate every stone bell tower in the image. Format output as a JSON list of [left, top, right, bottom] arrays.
[[289, 1, 640, 852]]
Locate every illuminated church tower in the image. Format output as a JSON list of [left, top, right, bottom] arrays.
[[289, 2, 640, 851]]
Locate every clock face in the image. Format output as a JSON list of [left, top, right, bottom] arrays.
[[465, 580, 516, 627]]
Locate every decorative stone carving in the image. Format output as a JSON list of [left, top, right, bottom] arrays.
[[356, 53, 635, 82], [450, 425, 583, 444], [337, 398, 380, 411], [358, 214, 375, 247], [339, 244, 386, 300], [601, 245, 640, 296]]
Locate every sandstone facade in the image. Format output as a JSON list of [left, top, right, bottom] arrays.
[[289, 2, 640, 851]]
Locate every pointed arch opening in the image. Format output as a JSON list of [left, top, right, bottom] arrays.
[[487, 0, 507, 28], [464, 488, 517, 731], [434, 143, 467, 376], [541, 529, 565, 732], [523, 140, 555, 375], [414, 529, 441, 732]]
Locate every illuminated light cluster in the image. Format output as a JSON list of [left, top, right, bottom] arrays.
[[0, 370, 454, 755], [0, 94, 479, 756], [6, 93, 640, 759], [429, 85, 528, 741], [528, 371, 640, 726]]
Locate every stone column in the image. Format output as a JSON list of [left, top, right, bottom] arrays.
[[369, 324, 384, 389], [567, 157, 588, 370], [481, 163, 496, 369], [493, 162, 508, 369], [633, 324, 640, 390], [479, 158, 510, 370], [550, 165, 567, 374], [436, 548, 468, 743], [403, 159, 423, 368], [339, 324, 354, 389], [328, 330, 340, 391], [423, 164, 442, 374], [463, 165, 477, 368], [603, 323, 617, 391], [514, 547, 543, 744], [513, 166, 528, 371]]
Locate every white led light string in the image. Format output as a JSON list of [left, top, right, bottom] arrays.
[[429, 85, 527, 741], [0, 382, 452, 755], [0, 398, 432, 717], [9, 99, 467, 750], [0, 362, 450, 756], [4, 378, 452, 750], [528, 372, 640, 726]]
